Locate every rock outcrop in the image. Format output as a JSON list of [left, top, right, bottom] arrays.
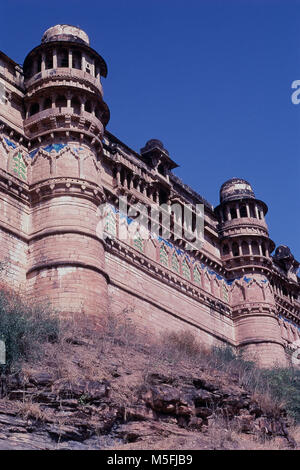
[[0, 370, 295, 450]]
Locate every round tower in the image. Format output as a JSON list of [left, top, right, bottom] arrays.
[[23, 25, 109, 317], [215, 178, 287, 367]]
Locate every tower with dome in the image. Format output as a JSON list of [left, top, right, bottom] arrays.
[[0, 25, 299, 367]]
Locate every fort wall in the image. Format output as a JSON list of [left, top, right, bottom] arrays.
[[0, 24, 299, 368]]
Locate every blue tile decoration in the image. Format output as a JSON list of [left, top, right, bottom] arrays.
[[29, 149, 39, 158], [279, 315, 300, 331], [72, 146, 84, 153], [103, 203, 270, 288], [4, 138, 16, 149], [43, 143, 66, 153]]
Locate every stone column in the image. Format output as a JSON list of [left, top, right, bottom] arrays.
[[66, 92, 71, 109], [96, 68, 100, 81], [219, 209, 224, 223], [124, 172, 128, 189], [41, 53, 46, 72], [81, 53, 86, 72], [265, 245, 269, 257], [68, 49, 73, 68], [53, 49, 57, 68], [143, 183, 147, 196], [129, 175, 134, 190], [155, 190, 159, 204]]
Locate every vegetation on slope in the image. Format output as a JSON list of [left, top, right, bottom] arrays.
[[0, 287, 299, 449], [0, 288, 59, 373]]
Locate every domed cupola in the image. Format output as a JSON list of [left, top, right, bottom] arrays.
[[220, 177, 255, 203], [41, 25, 90, 45], [22, 24, 109, 150]]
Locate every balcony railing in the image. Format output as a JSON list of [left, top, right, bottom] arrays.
[[24, 107, 104, 139], [24, 68, 103, 96]]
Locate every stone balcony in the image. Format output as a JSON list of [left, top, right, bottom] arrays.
[[24, 68, 103, 96], [275, 293, 300, 324], [24, 107, 104, 140], [219, 217, 269, 236], [222, 253, 273, 272]]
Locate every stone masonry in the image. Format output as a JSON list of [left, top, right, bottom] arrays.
[[0, 24, 299, 367]]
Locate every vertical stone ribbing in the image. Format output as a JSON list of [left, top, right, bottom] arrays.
[[22, 25, 110, 317]]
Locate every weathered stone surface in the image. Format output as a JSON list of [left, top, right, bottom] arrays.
[[29, 372, 54, 387], [55, 379, 110, 402], [0, 370, 295, 450]]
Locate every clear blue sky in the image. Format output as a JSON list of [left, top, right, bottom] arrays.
[[1, 0, 300, 260]]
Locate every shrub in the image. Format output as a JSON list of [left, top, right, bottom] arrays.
[[0, 288, 59, 373], [259, 368, 300, 423], [157, 330, 203, 363], [208, 346, 300, 423], [155, 333, 300, 423]]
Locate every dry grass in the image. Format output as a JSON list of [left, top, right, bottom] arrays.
[[7, 309, 298, 450], [17, 401, 47, 422], [26, 312, 298, 426]]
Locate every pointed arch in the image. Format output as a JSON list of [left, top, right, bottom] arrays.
[[132, 226, 144, 253], [8, 150, 27, 181], [145, 237, 157, 260], [104, 204, 117, 238], [202, 270, 211, 293], [222, 282, 229, 303], [159, 243, 169, 267], [171, 251, 180, 274], [230, 280, 246, 302], [212, 276, 221, 298], [182, 258, 191, 279], [193, 265, 201, 284]]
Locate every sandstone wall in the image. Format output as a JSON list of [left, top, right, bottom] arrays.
[[106, 251, 235, 347]]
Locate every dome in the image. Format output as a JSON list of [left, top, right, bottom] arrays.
[[220, 177, 255, 203], [140, 139, 169, 155], [274, 245, 293, 262], [41, 24, 90, 45]]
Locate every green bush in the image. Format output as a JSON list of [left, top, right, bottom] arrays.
[[260, 368, 300, 423], [0, 289, 59, 373], [209, 345, 300, 423], [158, 335, 300, 423]]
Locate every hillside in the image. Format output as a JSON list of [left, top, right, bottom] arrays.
[[0, 290, 299, 450]]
